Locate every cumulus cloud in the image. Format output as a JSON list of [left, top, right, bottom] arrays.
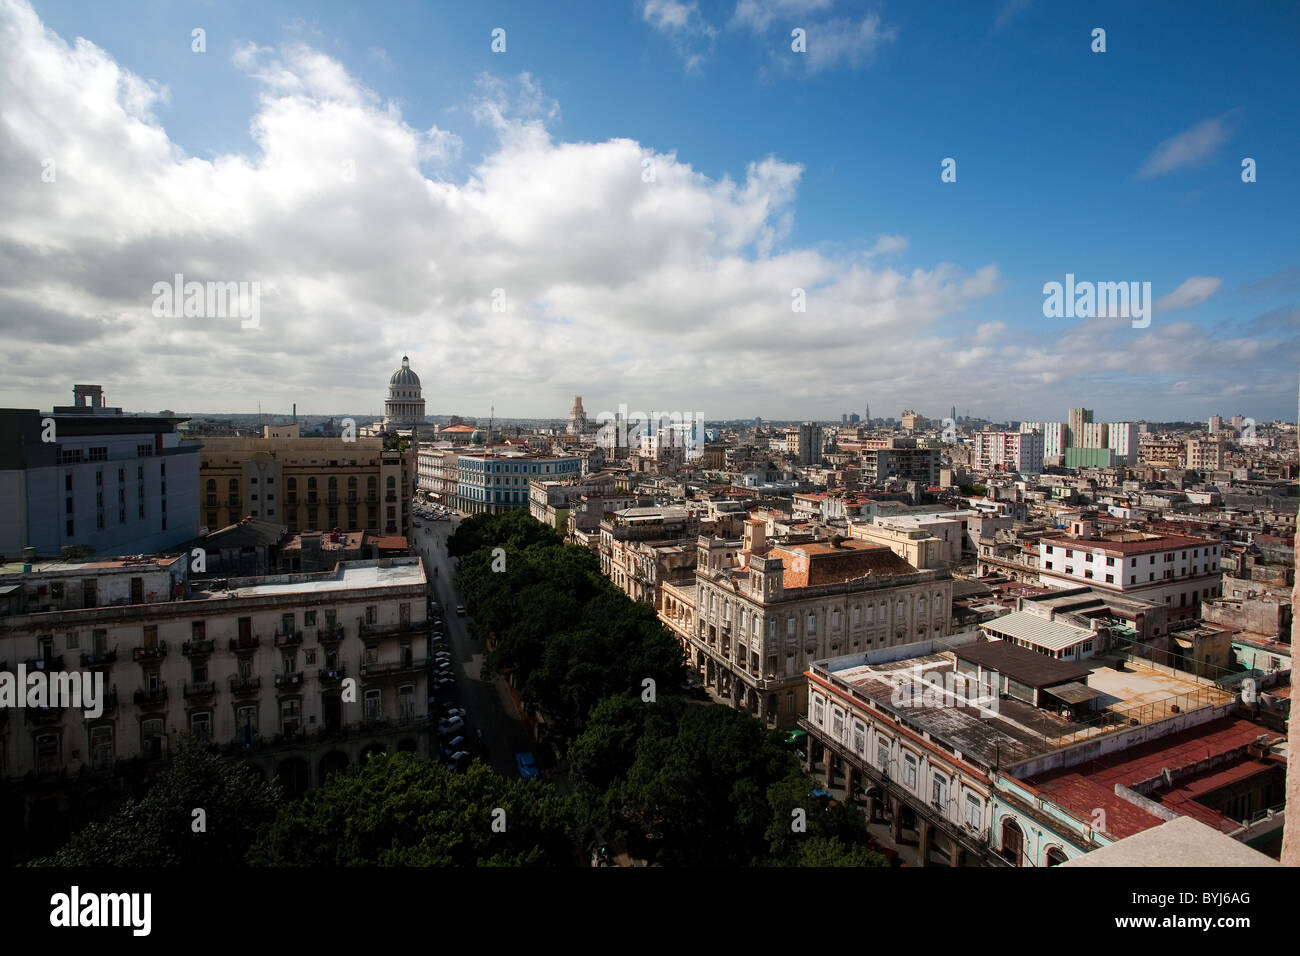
[[1155, 276, 1222, 313], [1136, 113, 1238, 180], [0, 0, 1291, 423]]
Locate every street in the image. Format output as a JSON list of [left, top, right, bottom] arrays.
[[410, 511, 537, 779]]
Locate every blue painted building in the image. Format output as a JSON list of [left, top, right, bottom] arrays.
[[457, 453, 582, 515]]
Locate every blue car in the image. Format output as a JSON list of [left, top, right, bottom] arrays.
[[515, 752, 539, 780]]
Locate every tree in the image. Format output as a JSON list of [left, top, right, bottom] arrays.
[[248, 753, 582, 866], [30, 737, 281, 866]]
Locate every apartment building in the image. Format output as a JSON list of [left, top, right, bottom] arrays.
[[659, 521, 953, 729], [1187, 437, 1225, 472], [416, 443, 460, 504], [198, 431, 412, 538], [599, 505, 709, 604], [1020, 421, 1066, 460], [859, 439, 940, 485], [0, 556, 432, 803], [528, 473, 618, 530], [974, 430, 1044, 474], [1038, 519, 1223, 621], [0, 385, 199, 558], [457, 453, 581, 515]]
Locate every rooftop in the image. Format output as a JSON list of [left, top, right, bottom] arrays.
[[1060, 816, 1280, 867]]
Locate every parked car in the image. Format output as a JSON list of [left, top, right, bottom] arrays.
[[443, 735, 466, 751], [515, 752, 539, 780], [439, 716, 464, 734], [455, 604, 466, 616], [444, 750, 471, 771], [441, 706, 466, 719]]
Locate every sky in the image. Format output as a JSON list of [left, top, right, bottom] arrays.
[[0, 0, 1297, 424]]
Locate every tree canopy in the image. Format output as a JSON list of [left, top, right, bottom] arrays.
[[248, 752, 581, 866]]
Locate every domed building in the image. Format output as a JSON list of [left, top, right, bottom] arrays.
[[383, 355, 426, 428]]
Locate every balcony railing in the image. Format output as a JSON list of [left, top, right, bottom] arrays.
[[182, 639, 215, 656], [80, 649, 117, 667], [25, 654, 63, 671], [183, 680, 216, 699], [274, 671, 305, 687], [230, 675, 261, 696], [358, 620, 423, 639], [319, 667, 347, 685], [286, 495, 298, 506], [274, 631, 302, 647], [319, 625, 345, 644], [227, 496, 241, 507], [360, 659, 420, 678], [366, 493, 378, 503], [134, 685, 168, 706], [132, 643, 167, 662], [229, 636, 260, 652]]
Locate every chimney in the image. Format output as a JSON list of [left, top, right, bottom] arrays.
[[23, 546, 37, 564]]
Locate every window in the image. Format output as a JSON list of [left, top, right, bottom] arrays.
[[965, 795, 982, 830], [812, 694, 824, 725], [90, 725, 114, 770], [807, 612, 816, 636], [281, 699, 302, 736], [399, 685, 415, 720], [903, 753, 918, 790], [364, 689, 382, 721], [852, 721, 866, 754], [787, 616, 796, 638], [831, 707, 844, 740], [933, 776, 948, 810], [876, 740, 889, 771], [191, 712, 212, 740]]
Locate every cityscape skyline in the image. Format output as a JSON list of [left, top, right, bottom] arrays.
[[1, 1, 1297, 421]]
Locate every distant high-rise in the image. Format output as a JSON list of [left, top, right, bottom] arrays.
[[842, 413, 848, 424], [797, 422, 823, 465], [1067, 407, 1094, 448], [567, 396, 589, 435], [864, 402, 870, 423], [1208, 414, 1222, 435]]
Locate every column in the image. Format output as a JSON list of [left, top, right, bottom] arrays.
[[918, 819, 931, 868], [890, 797, 903, 842]]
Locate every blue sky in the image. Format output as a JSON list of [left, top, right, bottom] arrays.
[[2, 0, 1297, 423]]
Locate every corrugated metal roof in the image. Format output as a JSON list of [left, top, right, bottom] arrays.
[[983, 610, 1094, 652]]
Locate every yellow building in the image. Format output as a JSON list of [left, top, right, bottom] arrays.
[[196, 433, 413, 538]]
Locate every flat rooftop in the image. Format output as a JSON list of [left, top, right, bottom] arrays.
[[1061, 816, 1280, 867], [198, 559, 426, 599]]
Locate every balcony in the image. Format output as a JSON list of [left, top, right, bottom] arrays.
[[132, 643, 167, 662], [359, 659, 421, 679], [346, 493, 358, 503], [228, 636, 260, 652], [274, 631, 303, 648], [274, 671, 305, 688], [307, 495, 318, 505], [366, 493, 378, 503], [286, 495, 298, 506], [182, 639, 215, 656], [385, 493, 397, 503], [134, 685, 168, 707], [327, 494, 339, 505], [227, 496, 241, 507], [319, 624, 345, 645], [358, 620, 423, 640], [319, 667, 347, 685], [80, 649, 117, 668], [99, 688, 119, 715], [25, 654, 63, 672], [183, 680, 216, 700], [229, 675, 261, 697]]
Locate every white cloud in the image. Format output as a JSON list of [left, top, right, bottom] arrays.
[[0, 0, 1290, 423], [1137, 113, 1236, 180], [640, 0, 718, 72], [803, 15, 897, 72], [732, 0, 835, 33], [1155, 276, 1222, 313], [869, 234, 908, 256]]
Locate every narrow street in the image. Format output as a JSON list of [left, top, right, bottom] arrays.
[[410, 512, 536, 779]]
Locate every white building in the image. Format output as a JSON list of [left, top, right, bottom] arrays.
[[974, 431, 1044, 474], [1107, 422, 1139, 466], [1021, 422, 1066, 460], [1037, 519, 1222, 621]]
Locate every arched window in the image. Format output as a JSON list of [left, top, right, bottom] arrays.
[[367, 476, 376, 490], [308, 478, 317, 490], [1000, 819, 1024, 867], [228, 478, 238, 491], [348, 476, 357, 489], [328, 477, 337, 490], [1045, 846, 1068, 867], [287, 477, 296, 490], [387, 476, 396, 488]]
